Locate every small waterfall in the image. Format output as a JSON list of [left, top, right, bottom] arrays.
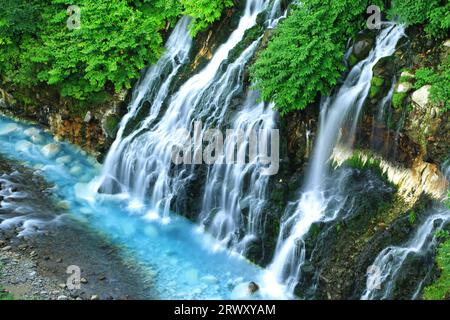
[[362, 161, 450, 300], [198, 3, 287, 254], [97, 0, 272, 221], [263, 23, 405, 296], [361, 206, 449, 300], [99, 17, 193, 194], [199, 91, 276, 253]]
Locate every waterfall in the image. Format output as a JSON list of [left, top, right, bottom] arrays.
[[98, 16, 193, 194], [263, 23, 405, 296], [362, 161, 450, 300], [199, 91, 276, 254], [361, 206, 449, 300], [96, 0, 273, 222], [198, 3, 287, 254]]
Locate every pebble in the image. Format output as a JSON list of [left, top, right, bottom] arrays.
[[57, 295, 68, 300], [2, 246, 12, 251], [80, 277, 88, 284], [90, 295, 99, 300]]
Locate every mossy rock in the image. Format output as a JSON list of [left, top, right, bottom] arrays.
[[348, 53, 359, 67], [352, 32, 375, 60], [104, 115, 120, 139], [392, 92, 407, 109], [369, 76, 385, 98]]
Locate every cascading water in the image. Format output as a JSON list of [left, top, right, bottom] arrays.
[[361, 161, 450, 300], [361, 206, 449, 300], [96, 0, 272, 222], [96, 0, 285, 256], [0, 116, 263, 299], [198, 5, 287, 254], [263, 23, 405, 296], [199, 91, 276, 253], [98, 17, 193, 195]]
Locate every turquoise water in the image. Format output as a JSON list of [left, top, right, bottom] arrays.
[[0, 115, 269, 300]]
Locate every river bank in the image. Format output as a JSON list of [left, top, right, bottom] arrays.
[[0, 156, 155, 300]]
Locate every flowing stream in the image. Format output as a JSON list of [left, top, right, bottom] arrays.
[[0, 116, 265, 299]]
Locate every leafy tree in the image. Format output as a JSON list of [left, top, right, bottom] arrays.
[[181, 0, 234, 36], [250, 0, 382, 114]]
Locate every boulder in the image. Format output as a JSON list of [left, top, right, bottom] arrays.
[[352, 33, 375, 60], [42, 143, 61, 158], [396, 82, 412, 93], [84, 111, 92, 123], [411, 85, 431, 109]]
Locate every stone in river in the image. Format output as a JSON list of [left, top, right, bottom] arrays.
[[0, 123, 19, 136], [42, 143, 61, 158]]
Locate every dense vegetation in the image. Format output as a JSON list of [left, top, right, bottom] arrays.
[[414, 53, 450, 112], [0, 0, 230, 113], [251, 0, 449, 114], [181, 0, 233, 36], [388, 0, 450, 38], [250, 0, 382, 114]]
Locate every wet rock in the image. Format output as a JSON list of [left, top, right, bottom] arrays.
[[56, 156, 72, 165], [248, 282, 260, 294], [41, 143, 61, 158], [352, 33, 375, 60], [400, 71, 414, 78], [0, 123, 19, 136], [69, 165, 83, 176], [90, 295, 99, 300], [84, 111, 92, 123]]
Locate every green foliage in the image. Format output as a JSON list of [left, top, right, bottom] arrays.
[[369, 76, 385, 98], [342, 153, 393, 187], [0, 0, 182, 110], [388, 0, 450, 38], [371, 76, 385, 87], [413, 54, 450, 112], [435, 230, 449, 239], [392, 92, 407, 109], [250, 0, 383, 114], [408, 211, 417, 225], [0, 289, 14, 300], [181, 0, 233, 36], [423, 238, 450, 300]]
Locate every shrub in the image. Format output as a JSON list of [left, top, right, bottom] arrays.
[[423, 238, 450, 300], [414, 54, 450, 112]]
